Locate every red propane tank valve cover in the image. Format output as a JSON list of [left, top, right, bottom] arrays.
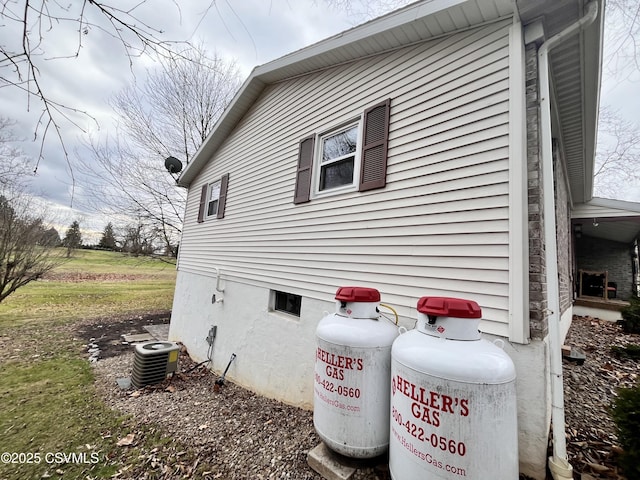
[[335, 286, 381, 303], [417, 296, 482, 318]]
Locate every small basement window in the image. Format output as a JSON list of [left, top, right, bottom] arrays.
[[272, 290, 302, 317]]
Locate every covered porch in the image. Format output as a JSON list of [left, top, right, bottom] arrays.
[[572, 197, 640, 320], [573, 295, 629, 321]]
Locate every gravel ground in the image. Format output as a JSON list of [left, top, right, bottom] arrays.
[[86, 313, 639, 479], [92, 345, 389, 479], [563, 315, 638, 480]]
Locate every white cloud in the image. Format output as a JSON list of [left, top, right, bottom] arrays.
[[1, 0, 639, 237], [1, 1, 358, 212]]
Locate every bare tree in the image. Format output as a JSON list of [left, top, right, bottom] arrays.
[[0, 183, 65, 303], [0, 118, 65, 302], [76, 46, 241, 254], [79, 135, 185, 255], [110, 46, 241, 165], [121, 219, 157, 256], [0, 0, 205, 173], [322, 0, 413, 20], [0, 117, 30, 188], [593, 107, 640, 198]]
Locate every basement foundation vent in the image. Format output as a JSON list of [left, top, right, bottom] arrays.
[[131, 341, 180, 389]]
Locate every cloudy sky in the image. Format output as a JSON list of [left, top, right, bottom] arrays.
[[2, 0, 392, 237], [1, 0, 639, 239]]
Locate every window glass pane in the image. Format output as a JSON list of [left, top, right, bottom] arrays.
[[320, 157, 354, 190], [206, 182, 221, 217], [207, 199, 219, 216], [322, 126, 358, 163], [274, 291, 301, 317]]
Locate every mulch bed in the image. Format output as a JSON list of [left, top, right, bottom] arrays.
[[78, 313, 638, 479], [563, 316, 638, 480]]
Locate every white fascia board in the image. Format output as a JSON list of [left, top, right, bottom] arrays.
[[256, 0, 470, 77], [573, 197, 640, 217]]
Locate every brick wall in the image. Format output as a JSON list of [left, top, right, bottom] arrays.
[[575, 235, 635, 300], [526, 43, 547, 340], [553, 143, 573, 314]]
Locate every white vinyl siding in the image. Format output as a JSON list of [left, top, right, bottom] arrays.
[[179, 18, 513, 336]]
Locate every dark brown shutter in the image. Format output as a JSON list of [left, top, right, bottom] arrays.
[[359, 99, 391, 192], [197, 184, 208, 223], [293, 135, 315, 204], [217, 173, 229, 219]]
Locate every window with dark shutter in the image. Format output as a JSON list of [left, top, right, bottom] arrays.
[[293, 135, 315, 204], [217, 173, 229, 219], [197, 184, 208, 223], [359, 99, 390, 192], [198, 173, 229, 222]]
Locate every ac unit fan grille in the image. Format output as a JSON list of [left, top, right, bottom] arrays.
[[131, 341, 179, 389]]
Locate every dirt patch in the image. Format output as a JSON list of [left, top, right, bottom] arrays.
[[44, 272, 153, 282], [76, 312, 170, 359], [92, 348, 391, 479]]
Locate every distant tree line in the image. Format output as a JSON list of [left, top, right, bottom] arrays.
[[96, 221, 177, 257], [52, 219, 178, 258]]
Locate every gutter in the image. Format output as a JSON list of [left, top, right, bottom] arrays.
[[537, 2, 599, 479]]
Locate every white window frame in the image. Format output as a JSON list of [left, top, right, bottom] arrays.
[[312, 118, 362, 199], [205, 180, 221, 219]]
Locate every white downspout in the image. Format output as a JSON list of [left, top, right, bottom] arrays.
[[537, 2, 599, 478]]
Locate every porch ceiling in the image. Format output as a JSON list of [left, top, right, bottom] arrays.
[[572, 198, 640, 244]]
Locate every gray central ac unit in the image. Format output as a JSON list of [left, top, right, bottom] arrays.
[[131, 341, 180, 389]]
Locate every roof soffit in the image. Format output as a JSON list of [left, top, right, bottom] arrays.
[[572, 198, 640, 244], [517, 0, 604, 204]]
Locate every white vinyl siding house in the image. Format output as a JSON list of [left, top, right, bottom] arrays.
[[169, 2, 604, 478], [177, 18, 513, 336]]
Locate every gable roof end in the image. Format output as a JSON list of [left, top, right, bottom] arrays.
[[178, 0, 604, 204], [177, 0, 514, 187]]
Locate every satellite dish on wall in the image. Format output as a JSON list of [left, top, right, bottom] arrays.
[[164, 156, 183, 174]]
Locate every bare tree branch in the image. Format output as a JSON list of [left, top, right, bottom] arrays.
[[0, 0, 198, 186], [605, 0, 640, 78], [74, 44, 241, 254], [0, 116, 31, 189], [594, 106, 640, 198]]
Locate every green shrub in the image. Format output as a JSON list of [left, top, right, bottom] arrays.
[[610, 344, 640, 360], [611, 385, 640, 479], [620, 295, 640, 334]]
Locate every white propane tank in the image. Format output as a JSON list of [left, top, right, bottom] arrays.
[[314, 286, 399, 458], [389, 297, 518, 480]]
